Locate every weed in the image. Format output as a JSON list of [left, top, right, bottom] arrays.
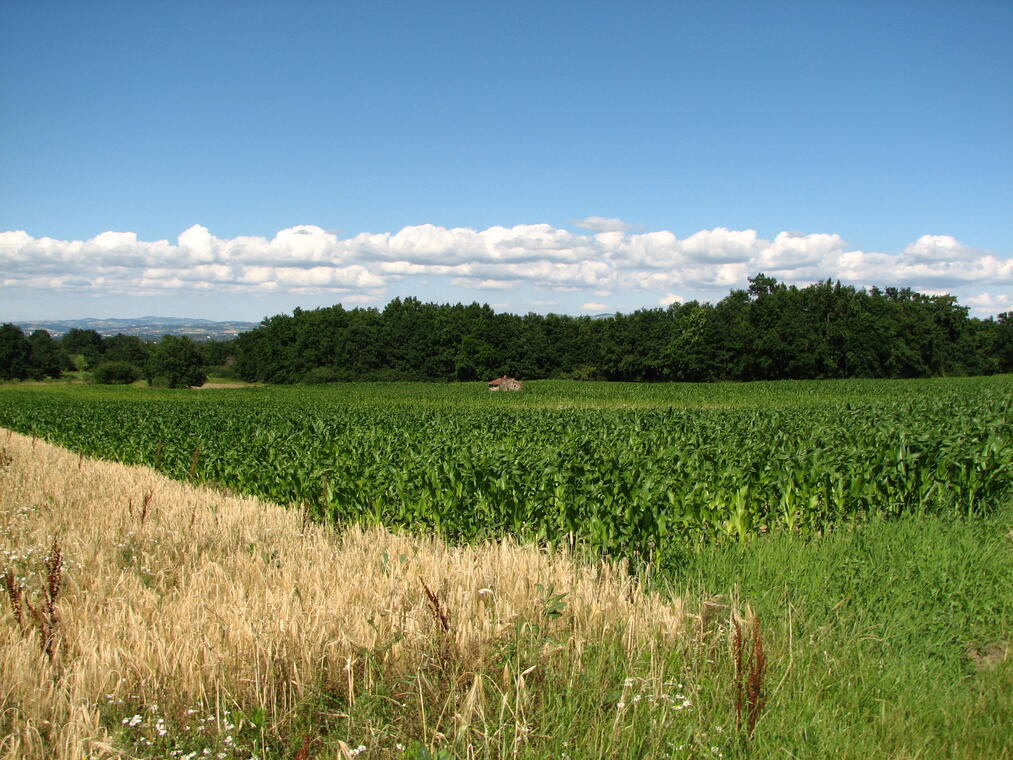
[[420, 577, 450, 634], [140, 490, 153, 525], [732, 611, 767, 740], [1, 567, 25, 630], [3, 537, 63, 663]]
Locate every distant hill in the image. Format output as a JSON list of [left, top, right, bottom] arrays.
[[12, 316, 257, 341]]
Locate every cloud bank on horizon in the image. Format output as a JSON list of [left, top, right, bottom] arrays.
[[2, 219, 1011, 318]]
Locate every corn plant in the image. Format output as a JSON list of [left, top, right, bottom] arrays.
[[0, 378, 1009, 567]]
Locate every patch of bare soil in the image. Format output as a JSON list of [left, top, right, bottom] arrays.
[[967, 641, 1009, 671]]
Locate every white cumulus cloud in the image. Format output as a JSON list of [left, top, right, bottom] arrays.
[[965, 291, 1012, 315], [1, 222, 1010, 316], [572, 216, 631, 233]]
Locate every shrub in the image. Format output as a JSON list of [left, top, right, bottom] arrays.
[[207, 364, 240, 380], [91, 361, 142, 385], [567, 364, 603, 381], [146, 336, 208, 389], [301, 367, 339, 385]]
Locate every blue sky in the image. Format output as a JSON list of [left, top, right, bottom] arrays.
[[2, 0, 1011, 321]]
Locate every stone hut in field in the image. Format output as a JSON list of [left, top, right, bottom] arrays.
[[488, 375, 523, 391]]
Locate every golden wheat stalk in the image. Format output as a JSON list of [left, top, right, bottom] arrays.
[[0, 431, 688, 759]]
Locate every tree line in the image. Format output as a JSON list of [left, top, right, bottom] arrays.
[[3, 276, 1011, 386], [0, 326, 227, 387], [232, 276, 1012, 383]]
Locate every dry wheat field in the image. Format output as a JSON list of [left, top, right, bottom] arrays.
[[0, 429, 694, 760]]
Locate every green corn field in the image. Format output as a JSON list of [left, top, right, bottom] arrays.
[[1, 376, 1009, 568]]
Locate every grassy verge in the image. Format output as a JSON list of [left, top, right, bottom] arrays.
[[665, 501, 1013, 759], [1, 429, 1009, 759]]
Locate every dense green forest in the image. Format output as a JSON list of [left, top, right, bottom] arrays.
[[233, 275, 1012, 383], [2, 275, 1012, 384]]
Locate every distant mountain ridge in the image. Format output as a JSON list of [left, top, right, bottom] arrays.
[[12, 316, 257, 341]]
